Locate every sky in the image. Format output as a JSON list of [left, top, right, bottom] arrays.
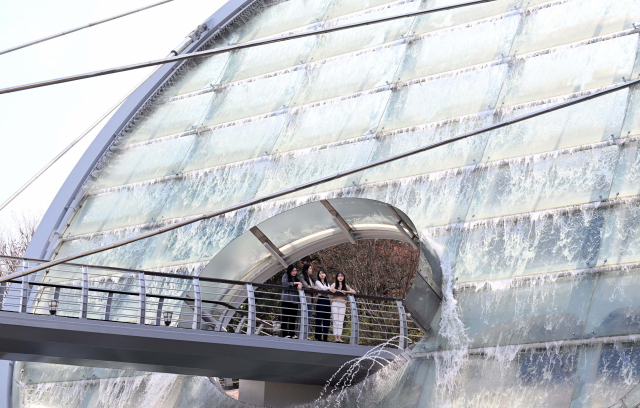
[[0, 0, 226, 230]]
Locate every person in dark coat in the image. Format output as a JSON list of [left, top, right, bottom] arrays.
[[281, 264, 302, 338]]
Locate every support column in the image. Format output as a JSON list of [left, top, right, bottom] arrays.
[[238, 380, 323, 407], [0, 360, 13, 408]]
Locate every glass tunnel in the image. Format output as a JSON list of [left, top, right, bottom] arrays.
[[10, 0, 640, 406]]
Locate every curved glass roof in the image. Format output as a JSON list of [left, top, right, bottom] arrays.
[[200, 197, 418, 283]]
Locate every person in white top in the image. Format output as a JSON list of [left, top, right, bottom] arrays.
[[329, 271, 356, 343], [314, 270, 331, 342]]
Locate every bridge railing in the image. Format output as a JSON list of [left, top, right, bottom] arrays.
[[0, 256, 423, 348]]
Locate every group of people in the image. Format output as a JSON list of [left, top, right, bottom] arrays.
[[281, 263, 356, 343]]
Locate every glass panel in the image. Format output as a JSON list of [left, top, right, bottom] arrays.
[[255, 138, 376, 198], [570, 343, 640, 408], [379, 64, 508, 131], [257, 201, 336, 248], [160, 53, 230, 98], [122, 93, 213, 145], [89, 136, 195, 191], [417, 349, 579, 408], [309, 1, 419, 62], [597, 201, 640, 267], [412, 0, 522, 36], [511, 0, 640, 56], [584, 268, 640, 338], [328, 197, 399, 226], [484, 89, 629, 163], [366, 359, 431, 407], [181, 115, 286, 173], [290, 43, 406, 106], [622, 85, 640, 138], [138, 214, 256, 270], [454, 274, 595, 348], [199, 70, 303, 127], [219, 36, 316, 84], [498, 35, 638, 107], [56, 226, 157, 269], [453, 206, 607, 282], [609, 139, 640, 199], [227, 0, 332, 45], [64, 180, 176, 237], [198, 232, 272, 282], [322, 0, 402, 20], [362, 113, 493, 185], [272, 90, 390, 153], [397, 14, 521, 81], [159, 161, 267, 220], [358, 167, 479, 228], [467, 144, 619, 221]]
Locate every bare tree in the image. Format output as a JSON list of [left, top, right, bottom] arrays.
[[0, 212, 40, 276]]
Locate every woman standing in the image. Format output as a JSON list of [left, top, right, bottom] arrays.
[[330, 271, 356, 343], [314, 270, 331, 342], [299, 263, 316, 339], [281, 264, 302, 339]]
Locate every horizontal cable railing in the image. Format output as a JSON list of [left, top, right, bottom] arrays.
[[0, 255, 421, 349]]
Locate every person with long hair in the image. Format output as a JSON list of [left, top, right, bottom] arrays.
[[314, 270, 331, 342], [329, 271, 356, 343], [281, 264, 302, 338], [299, 263, 316, 339]]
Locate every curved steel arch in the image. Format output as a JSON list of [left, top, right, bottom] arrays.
[[199, 198, 443, 333], [24, 0, 259, 261]]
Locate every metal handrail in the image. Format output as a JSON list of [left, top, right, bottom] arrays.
[[0, 257, 418, 348], [0, 254, 404, 302]]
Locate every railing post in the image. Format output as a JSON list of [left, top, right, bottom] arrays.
[[298, 289, 308, 340], [246, 284, 256, 335], [348, 295, 359, 345], [138, 272, 146, 325], [19, 261, 29, 313], [104, 291, 113, 321], [80, 266, 89, 319], [0, 281, 6, 311], [192, 277, 202, 330], [396, 300, 408, 350], [155, 297, 165, 326]]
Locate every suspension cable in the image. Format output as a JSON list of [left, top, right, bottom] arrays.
[[0, 0, 496, 95], [0, 66, 162, 213], [2, 76, 638, 283], [0, 0, 175, 57]]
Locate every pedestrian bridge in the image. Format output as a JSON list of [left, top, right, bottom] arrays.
[[0, 198, 443, 385]]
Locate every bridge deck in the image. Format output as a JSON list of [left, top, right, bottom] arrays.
[[0, 311, 397, 385]]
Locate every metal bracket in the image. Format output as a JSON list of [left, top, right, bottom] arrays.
[[104, 291, 114, 321], [321, 200, 356, 244], [250, 226, 288, 267], [394, 221, 419, 250], [80, 266, 89, 319], [298, 289, 308, 340], [348, 295, 359, 345], [155, 297, 165, 326], [396, 300, 409, 350], [246, 284, 256, 335], [19, 261, 29, 313], [192, 277, 202, 330], [138, 272, 146, 325], [0, 281, 6, 311], [235, 316, 247, 334]]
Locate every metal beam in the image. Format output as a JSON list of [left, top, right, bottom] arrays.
[[250, 226, 288, 267], [0, 0, 496, 95], [10, 74, 639, 284], [320, 200, 356, 244]]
